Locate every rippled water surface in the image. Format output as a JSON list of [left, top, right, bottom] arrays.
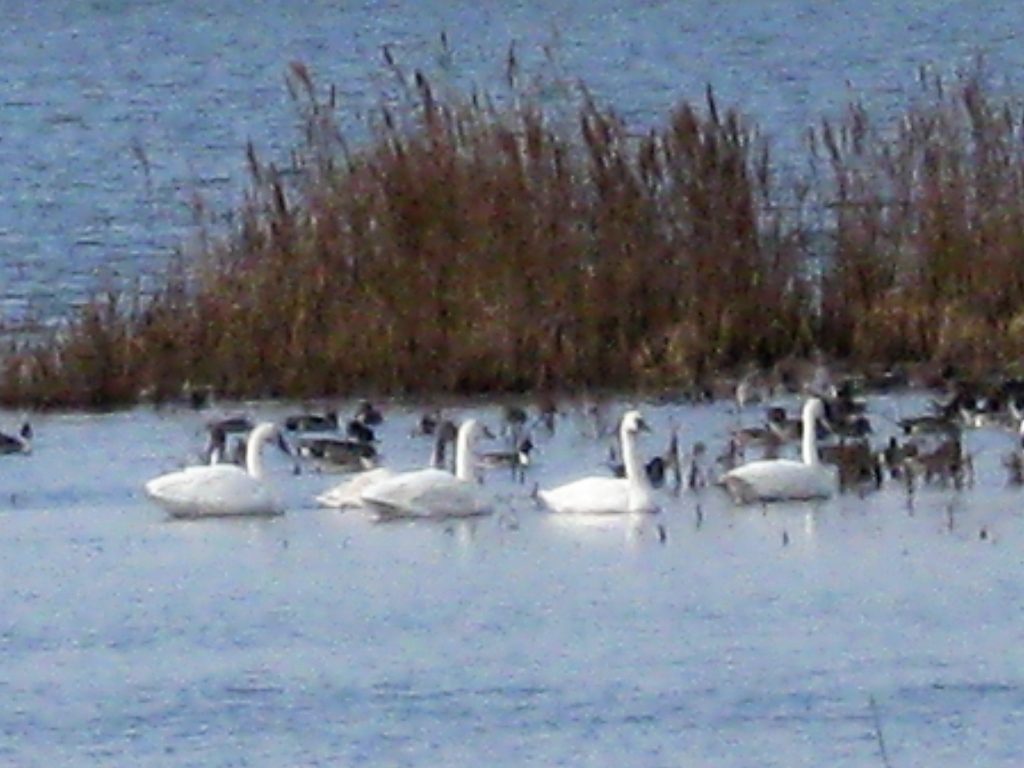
[[3, 1, 1024, 323], [2, 395, 1023, 766]]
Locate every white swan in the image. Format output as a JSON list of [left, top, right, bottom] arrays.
[[720, 397, 838, 503], [359, 419, 490, 519], [315, 420, 457, 509], [145, 422, 289, 518], [537, 410, 657, 514]]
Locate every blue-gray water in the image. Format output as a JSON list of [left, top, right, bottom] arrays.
[[3, 0, 1024, 325], [2, 394, 1024, 766]]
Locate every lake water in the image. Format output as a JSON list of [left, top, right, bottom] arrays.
[[4, 1, 1024, 326], [2, 394, 1023, 766]]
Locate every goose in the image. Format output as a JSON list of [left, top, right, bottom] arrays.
[[501, 404, 529, 441], [819, 439, 882, 491], [202, 425, 248, 467], [315, 420, 458, 509], [202, 425, 231, 465], [145, 422, 290, 518], [345, 418, 376, 444], [206, 415, 254, 435], [284, 409, 338, 433], [412, 410, 442, 436], [359, 419, 491, 519], [1003, 420, 1024, 484], [538, 410, 658, 515], [354, 400, 384, 427], [720, 397, 838, 504], [479, 435, 534, 483], [0, 423, 32, 455], [296, 435, 378, 471]]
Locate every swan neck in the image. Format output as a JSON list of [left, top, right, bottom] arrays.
[[801, 402, 820, 466], [246, 425, 270, 479], [621, 425, 647, 488], [455, 423, 474, 481]]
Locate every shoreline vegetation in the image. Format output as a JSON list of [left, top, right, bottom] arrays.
[[4, 57, 1024, 409]]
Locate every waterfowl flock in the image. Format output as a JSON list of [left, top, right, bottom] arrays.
[[9, 367, 1024, 522]]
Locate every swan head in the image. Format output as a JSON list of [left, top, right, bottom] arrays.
[[249, 422, 292, 456], [620, 410, 651, 436], [458, 418, 491, 445]]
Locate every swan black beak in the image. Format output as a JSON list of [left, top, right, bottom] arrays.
[[637, 417, 652, 434]]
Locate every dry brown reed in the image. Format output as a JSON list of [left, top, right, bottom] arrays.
[[814, 65, 1024, 375], [5, 60, 1024, 408]]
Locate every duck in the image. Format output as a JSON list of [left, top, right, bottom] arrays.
[[359, 419, 491, 519], [144, 422, 290, 518], [720, 397, 838, 504], [538, 410, 658, 515], [316, 420, 458, 509], [0, 422, 32, 455]]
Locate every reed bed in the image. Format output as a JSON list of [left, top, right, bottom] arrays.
[[4, 61, 1024, 408]]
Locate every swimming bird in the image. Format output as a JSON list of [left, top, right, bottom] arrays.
[[296, 435, 378, 471], [0, 423, 32, 455], [819, 438, 882, 491], [144, 422, 291, 518], [359, 419, 491, 519], [315, 420, 458, 509], [354, 400, 384, 427], [345, 418, 376, 444], [538, 410, 658, 515], [479, 435, 534, 482], [608, 428, 679, 489], [284, 409, 339, 433], [206, 414, 254, 435], [720, 397, 838, 504], [412, 410, 442, 436], [1003, 420, 1024, 485]]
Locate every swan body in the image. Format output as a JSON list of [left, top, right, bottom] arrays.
[[721, 398, 838, 504], [145, 422, 287, 518], [316, 467, 395, 508], [360, 467, 488, 519], [538, 410, 657, 514], [360, 419, 490, 519], [316, 420, 456, 509]]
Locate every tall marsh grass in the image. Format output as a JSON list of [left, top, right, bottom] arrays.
[[4, 61, 1024, 408]]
